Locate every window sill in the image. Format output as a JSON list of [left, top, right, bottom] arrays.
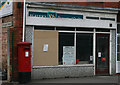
[[32, 64, 94, 69]]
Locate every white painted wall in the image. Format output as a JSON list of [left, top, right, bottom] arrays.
[[26, 7, 117, 29]]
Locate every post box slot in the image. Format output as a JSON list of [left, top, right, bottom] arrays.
[[24, 47, 30, 49]]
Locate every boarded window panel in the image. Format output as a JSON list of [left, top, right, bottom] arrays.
[[33, 30, 58, 66]]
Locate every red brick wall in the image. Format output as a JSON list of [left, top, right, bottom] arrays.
[[13, 2, 23, 28], [2, 15, 13, 73], [1, 2, 23, 81], [9, 2, 23, 81], [60, 2, 120, 8], [9, 28, 23, 81], [2, 27, 8, 73]]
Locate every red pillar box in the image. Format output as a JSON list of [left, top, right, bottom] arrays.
[[17, 42, 32, 84]]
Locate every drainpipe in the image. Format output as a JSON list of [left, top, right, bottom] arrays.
[[12, 31, 14, 81], [22, 0, 26, 42], [7, 28, 10, 81]]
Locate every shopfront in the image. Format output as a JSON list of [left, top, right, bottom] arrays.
[[24, 2, 117, 79]]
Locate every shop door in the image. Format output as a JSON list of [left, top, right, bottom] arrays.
[[96, 34, 109, 75]]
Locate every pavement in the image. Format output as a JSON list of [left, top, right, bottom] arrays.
[[1, 75, 120, 85]]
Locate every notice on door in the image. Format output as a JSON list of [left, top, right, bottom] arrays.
[[98, 52, 101, 57], [43, 44, 48, 52], [63, 46, 75, 65]]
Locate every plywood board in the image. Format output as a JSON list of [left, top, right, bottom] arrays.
[[33, 30, 58, 66]]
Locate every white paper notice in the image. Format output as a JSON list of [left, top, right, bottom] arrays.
[[63, 46, 75, 65], [43, 44, 48, 52], [25, 51, 29, 57], [90, 56, 93, 61], [98, 52, 101, 57]]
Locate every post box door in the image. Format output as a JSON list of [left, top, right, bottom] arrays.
[[23, 47, 31, 72]]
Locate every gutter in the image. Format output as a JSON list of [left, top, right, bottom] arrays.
[[26, 2, 119, 11], [23, 0, 26, 42]]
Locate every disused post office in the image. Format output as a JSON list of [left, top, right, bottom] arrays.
[[24, 2, 118, 79], [1, 1, 120, 82]]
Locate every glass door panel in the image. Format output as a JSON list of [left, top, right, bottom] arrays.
[[76, 33, 93, 64]]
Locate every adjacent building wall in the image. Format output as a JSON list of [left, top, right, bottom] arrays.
[[111, 29, 116, 74], [9, 2, 23, 81], [0, 18, 2, 71], [9, 28, 23, 81], [1, 2, 23, 81], [2, 15, 13, 80], [60, 2, 120, 8]]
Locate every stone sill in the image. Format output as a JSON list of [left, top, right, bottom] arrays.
[[32, 64, 94, 69]]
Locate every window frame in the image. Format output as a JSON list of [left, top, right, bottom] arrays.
[[58, 29, 94, 65]]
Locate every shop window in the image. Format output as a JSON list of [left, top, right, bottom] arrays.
[[96, 29, 110, 32], [117, 35, 120, 61], [100, 17, 115, 21], [56, 27, 75, 31], [117, 24, 120, 61], [59, 33, 74, 65], [118, 36, 120, 44], [86, 16, 99, 20], [117, 44, 120, 52], [34, 26, 55, 30], [76, 28, 93, 31], [117, 24, 120, 33], [117, 53, 120, 61], [59, 33, 93, 65], [76, 33, 93, 64]]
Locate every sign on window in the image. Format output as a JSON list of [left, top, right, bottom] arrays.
[[63, 46, 75, 65]]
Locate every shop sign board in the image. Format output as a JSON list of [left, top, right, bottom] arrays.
[[0, 0, 13, 18], [63, 46, 75, 65], [28, 11, 83, 19]]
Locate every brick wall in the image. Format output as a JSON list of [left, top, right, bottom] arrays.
[[9, 2, 23, 81], [60, 2, 120, 8], [1, 2, 23, 81], [9, 28, 23, 81], [13, 2, 23, 28], [2, 27, 8, 73], [2, 15, 13, 74]]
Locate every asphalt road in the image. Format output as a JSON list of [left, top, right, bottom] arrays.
[[1, 75, 120, 85], [29, 76, 119, 83]]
